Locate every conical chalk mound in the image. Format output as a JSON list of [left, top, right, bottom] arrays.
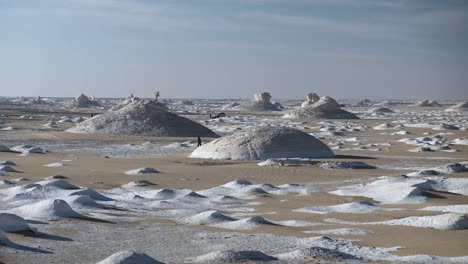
[[191, 126, 334, 160], [0, 213, 36, 233], [97, 251, 164, 264], [11, 199, 87, 220], [67, 100, 219, 137]]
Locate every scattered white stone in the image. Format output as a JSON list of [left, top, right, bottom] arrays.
[[125, 167, 159, 175], [44, 162, 66, 167]]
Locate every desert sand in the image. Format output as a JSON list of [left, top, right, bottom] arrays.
[[0, 97, 467, 264]]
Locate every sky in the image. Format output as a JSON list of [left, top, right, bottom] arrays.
[[1, 0, 467, 100]]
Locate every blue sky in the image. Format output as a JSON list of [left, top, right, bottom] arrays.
[[1, 0, 467, 99]]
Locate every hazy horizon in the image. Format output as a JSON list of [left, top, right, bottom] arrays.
[[1, 0, 467, 100]]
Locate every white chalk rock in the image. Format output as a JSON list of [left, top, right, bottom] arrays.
[[301, 93, 320, 108], [0, 213, 36, 233], [73, 93, 101, 107], [10, 199, 86, 220], [67, 100, 218, 137], [125, 167, 159, 175], [97, 251, 164, 264], [190, 126, 334, 160], [285, 96, 358, 119], [233, 92, 282, 111]]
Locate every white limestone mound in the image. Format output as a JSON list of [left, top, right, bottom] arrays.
[[36, 179, 79, 190], [0, 160, 16, 166], [301, 93, 320, 108], [190, 126, 335, 160], [295, 201, 382, 214], [379, 213, 468, 230], [44, 162, 66, 167], [304, 228, 373, 235], [233, 92, 282, 111], [330, 176, 428, 204], [67, 100, 219, 137], [213, 216, 278, 230], [319, 161, 376, 170], [445, 101, 468, 112], [0, 165, 19, 173], [412, 100, 441, 107], [63, 195, 112, 210], [368, 107, 394, 114], [191, 250, 277, 263], [125, 167, 159, 175], [72, 93, 101, 107], [153, 189, 177, 199], [285, 96, 358, 119], [122, 180, 156, 188], [10, 199, 87, 220], [97, 251, 164, 264], [180, 210, 237, 225], [0, 213, 36, 233], [70, 188, 113, 201]]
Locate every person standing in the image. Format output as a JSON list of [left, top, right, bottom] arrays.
[[197, 136, 202, 147]]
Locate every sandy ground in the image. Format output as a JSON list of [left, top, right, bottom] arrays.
[[0, 103, 467, 263]]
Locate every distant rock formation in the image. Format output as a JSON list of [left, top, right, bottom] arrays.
[[412, 100, 441, 107], [233, 92, 282, 111], [190, 126, 334, 160], [285, 96, 358, 119], [301, 93, 320, 108], [354, 99, 373, 107], [30, 96, 50, 105], [71, 94, 101, 107]]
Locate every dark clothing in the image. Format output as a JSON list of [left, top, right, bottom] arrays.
[[197, 136, 202, 147]]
